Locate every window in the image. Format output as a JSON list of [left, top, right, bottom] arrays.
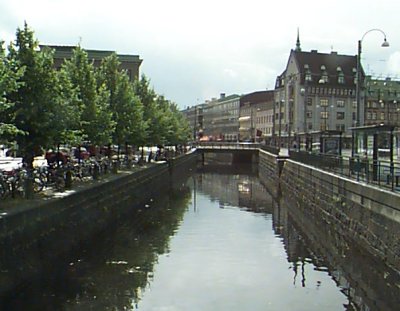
[[367, 112, 372, 120], [307, 97, 313, 106], [337, 112, 345, 120], [380, 112, 385, 120], [336, 124, 345, 131], [352, 101, 357, 109], [337, 100, 345, 108], [320, 99, 329, 107], [306, 110, 312, 118], [321, 111, 328, 119], [352, 112, 356, 120], [338, 73, 345, 84]]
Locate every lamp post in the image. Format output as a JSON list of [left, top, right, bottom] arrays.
[[356, 29, 389, 127], [278, 100, 283, 150]]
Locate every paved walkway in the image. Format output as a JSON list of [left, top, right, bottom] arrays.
[[0, 163, 154, 213]]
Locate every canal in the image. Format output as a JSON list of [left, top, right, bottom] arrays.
[[1, 164, 399, 310]]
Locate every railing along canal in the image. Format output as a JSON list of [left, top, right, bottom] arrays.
[[289, 150, 400, 193]]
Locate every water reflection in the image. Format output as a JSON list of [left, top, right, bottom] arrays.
[[1, 165, 399, 310], [0, 184, 191, 310], [279, 192, 400, 311]]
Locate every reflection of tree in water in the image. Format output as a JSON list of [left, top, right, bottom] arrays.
[[68, 185, 191, 310], [1, 185, 191, 311]]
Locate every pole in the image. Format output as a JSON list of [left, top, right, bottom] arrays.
[[272, 101, 276, 146], [356, 40, 362, 127], [278, 100, 282, 149], [193, 106, 197, 141]]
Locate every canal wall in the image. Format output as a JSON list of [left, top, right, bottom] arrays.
[[258, 149, 284, 200], [278, 159, 400, 272], [0, 152, 197, 295]]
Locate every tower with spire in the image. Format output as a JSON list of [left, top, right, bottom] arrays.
[[295, 28, 301, 52]]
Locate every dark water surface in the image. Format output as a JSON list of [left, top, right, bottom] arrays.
[[2, 166, 399, 310]]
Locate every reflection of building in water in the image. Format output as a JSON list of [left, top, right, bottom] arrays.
[[196, 173, 241, 207], [196, 171, 270, 211]]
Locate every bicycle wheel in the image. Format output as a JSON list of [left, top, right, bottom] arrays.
[[55, 176, 65, 191], [33, 174, 45, 192], [0, 181, 8, 199]]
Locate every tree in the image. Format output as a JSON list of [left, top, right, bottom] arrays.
[[53, 66, 83, 146], [165, 103, 191, 146], [133, 75, 160, 146], [6, 23, 63, 168], [63, 46, 114, 147], [0, 40, 24, 140], [98, 54, 145, 155]]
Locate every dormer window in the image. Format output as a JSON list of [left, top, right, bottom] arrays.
[[319, 65, 328, 83], [304, 68, 312, 82], [321, 71, 329, 83], [337, 67, 345, 84]]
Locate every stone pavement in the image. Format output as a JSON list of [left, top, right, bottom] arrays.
[[0, 164, 153, 214]]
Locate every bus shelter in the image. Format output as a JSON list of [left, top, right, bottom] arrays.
[[297, 130, 343, 155], [350, 124, 397, 182]]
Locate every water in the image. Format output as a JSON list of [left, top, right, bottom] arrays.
[[1, 166, 399, 310]]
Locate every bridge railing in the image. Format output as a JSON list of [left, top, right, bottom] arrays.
[[196, 142, 261, 150]]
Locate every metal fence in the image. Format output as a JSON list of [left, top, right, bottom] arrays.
[[289, 150, 400, 192]]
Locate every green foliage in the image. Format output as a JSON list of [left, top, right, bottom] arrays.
[[1, 23, 190, 162], [0, 40, 24, 140], [98, 54, 146, 147], [63, 46, 115, 145], [6, 23, 65, 164]]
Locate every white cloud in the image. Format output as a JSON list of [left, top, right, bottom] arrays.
[[1, 0, 400, 107]]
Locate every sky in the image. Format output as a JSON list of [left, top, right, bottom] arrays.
[[1, 0, 400, 109]]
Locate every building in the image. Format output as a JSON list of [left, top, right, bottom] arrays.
[[40, 45, 142, 81], [239, 91, 274, 142], [202, 93, 240, 141], [274, 34, 361, 148], [364, 76, 400, 127], [182, 104, 205, 141]]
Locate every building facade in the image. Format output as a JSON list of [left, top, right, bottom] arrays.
[[364, 76, 400, 127], [274, 39, 361, 148], [182, 104, 205, 141], [239, 91, 274, 142], [202, 93, 240, 141], [40, 45, 142, 81]]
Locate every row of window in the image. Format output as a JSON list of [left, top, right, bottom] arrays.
[[306, 111, 347, 120], [307, 87, 355, 97], [366, 112, 400, 120], [308, 98, 357, 108]]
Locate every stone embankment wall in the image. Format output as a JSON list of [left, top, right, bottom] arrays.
[[0, 152, 197, 295], [268, 155, 400, 271], [258, 150, 282, 200]]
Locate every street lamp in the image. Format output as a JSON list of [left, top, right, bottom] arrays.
[[356, 29, 389, 126]]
